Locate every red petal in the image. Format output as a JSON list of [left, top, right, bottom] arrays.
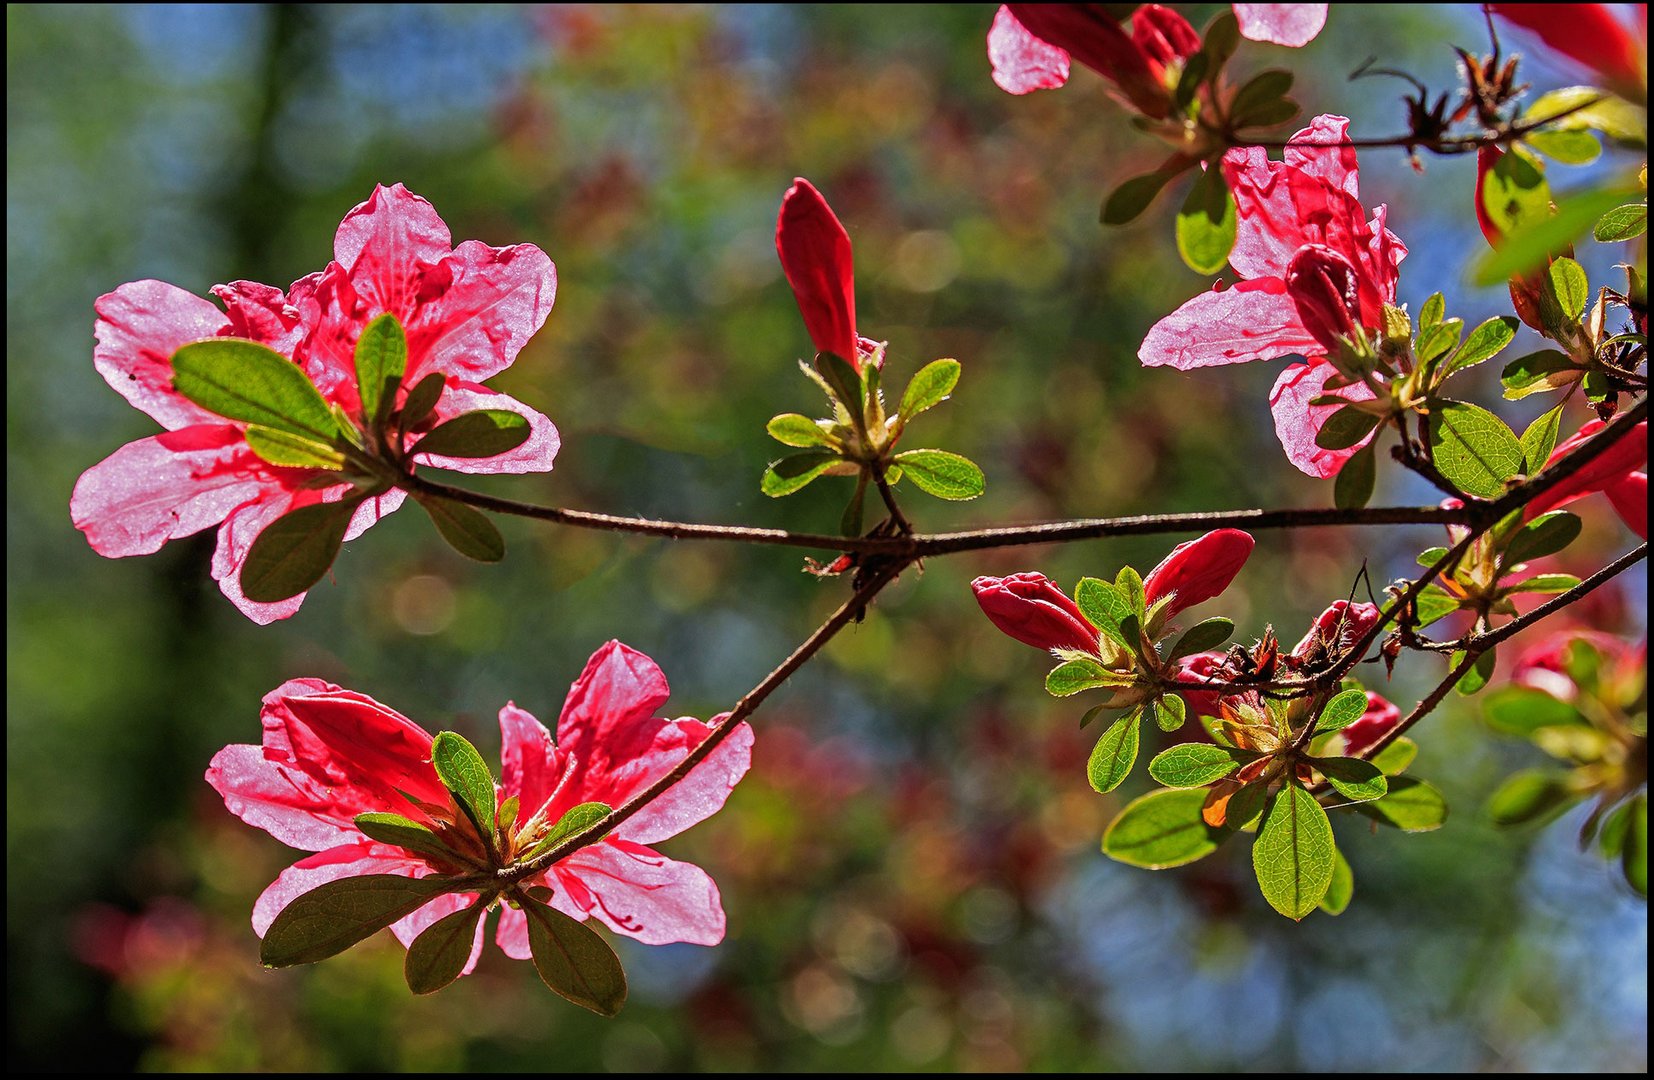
[[1268, 358, 1378, 478], [551, 839, 727, 946], [1142, 529, 1255, 618], [1138, 278, 1322, 370], [406, 239, 557, 384], [776, 178, 860, 370]]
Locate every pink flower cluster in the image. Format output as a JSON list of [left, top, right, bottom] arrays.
[[72, 185, 559, 622]]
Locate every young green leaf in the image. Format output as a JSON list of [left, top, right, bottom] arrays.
[[260, 874, 458, 968], [1519, 405, 1565, 470], [525, 802, 613, 861], [1502, 510, 1582, 568], [1479, 144, 1552, 237], [354, 312, 409, 429], [354, 812, 468, 866], [1624, 794, 1647, 898], [1175, 164, 1237, 275], [430, 731, 498, 842], [1252, 783, 1335, 919], [1147, 743, 1256, 788], [1087, 711, 1142, 794], [1453, 648, 1497, 696], [1472, 186, 1633, 284], [1314, 757, 1388, 803], [1486, 769, 1580, 827], [1412, 585, 1461, 629], [1151, 692, 1186, 732], [891, 449, 985, 500], [1441, 316, 1519, 377], [242, 426, 347, 471], [1500, 349, 1581, 400], [1418, 292, 1445, 331], [1334, 440, 1377, 510], [417, 496, 506, 563], [1103, 788, 1229, 869], [761, 450, 841, 497], [1593, 202, 1647, 242], [1523, 128, 1601, 165], [1482, 685, 1586, 735], [404, 901, 485, 995], [239, 497, 363, 604], [1353, 776, 1448, 832], [1505, 572, 1582, 594], [814, 350, 864, 416], [413, 410, 532, 459], [1542, 257, 1589, 321], [1046, 656, 1125, 698], [766, 413, 834, 448], [1315, 688, 1371, 735], [521, 895, 628, 1016], [1074, 577, 1135, 650], [1168, 617, 1234, 659], [1319, 846, 1354, 916], [1415, 317, 1464, 366], [1101, 164, 1190, 225], [1116, 566, 1146, 619], [172, 338, 340, 442], [1368, 736, 1417, 776], [898, 358, 961, 420], [1426, 400, 1524, 498]]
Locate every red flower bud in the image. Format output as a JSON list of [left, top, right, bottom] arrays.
[[973, 572, 1101, 654], [1291, 599, 1382, 662], [776, 177, 861, 371], [1143, 529, 1256, 619], [1338, 692, 1401, 756], [1131, 4, 1202, 88], [1285, 245, 1365, 351], [1177, 650, 1230, 720]]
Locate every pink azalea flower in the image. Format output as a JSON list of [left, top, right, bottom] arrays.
[[973, 572, 1103, 654], [1143, 528, 1256, 618], [1487, 3, 1646, 101], [1513, 629, 1645, 702], [71, 184, 560, 623], [1526, 419, 1648, 539], [989, 4, 1325, 100], [206, 641, 753, 971], [1139, 115, 1406, 476], [775, 178, 884, 372]]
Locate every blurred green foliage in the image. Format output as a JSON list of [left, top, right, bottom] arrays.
[[6, 3, 1646, 1072]]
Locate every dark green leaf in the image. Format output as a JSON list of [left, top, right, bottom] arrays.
[[261, 874, 458, 968], [399, 373, 447, 436], [417, 496, 506, 563], [522, 895, 628, 1015], [1253, 783, 1335, 920], [761, 450, 840, 497], [1314, 756, 1388, 803], [240, 497, 362, 604], [1101, 165, 1189, 225], [897, 358, 961, 419], [840, 482, 865, 537], [1442, 316, 1519, 377], [1319, 846, 1354, 915], [354, 812, 467, 866], [814, 350, 864, 416], [172, 338, 339, 442], [892, 449, 985, 500], [1594, 202, 1648, 242], [525, 802, 613, 861], [1314, 406, 1381, 451], [404, 901, 484, 995], [1520, 405, 1565, 470], [1227, 69, 1294, 127], [1175, 164, 1237, 275], [244, 426, 347, 471], [1169, 617, 1234, 660], [1427, 400, 1524, 498], [766, 413, 833, 448], [1625, 794, 1647, 897], [1500, 349, 1581, 400], [1315, 688, 1371, 735], [1353, 776, 1448, 832], [354, 312, 408, 429], [1486, 769, 1580, 826], [1087, 712, 1141, 794], [1334, 440, 1377, 509], [413, 410, 531, 460], [1226, 782, 1268, 832], [1147, 743, 1256, 788], [1502, 510, 1581, 567], [1102, 788, 1229, 869], [1483, 685, 1586, 735], [431, 731, 497, 842], [1173, 51, 1208, 111], [1200, 9, 1241, 70]]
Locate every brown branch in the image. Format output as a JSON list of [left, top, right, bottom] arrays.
[[1236, 94, 1608, 155]]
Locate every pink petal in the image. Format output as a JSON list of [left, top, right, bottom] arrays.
[[206, 742, 368, 852], [333, 184, 455, 319], [498, 703, 571, 820], [70, 425, 272, 558], [275, 689, 451, 812], [621, 715, 754, 846], [495, 903, 533, 960], [93, 280, 231, 430], [1268, 358, 1378, 478], [1233, 4, 1327, 48], [551, 839, 726, 946], [1281, 114, 1358, 200], [988, 5, 1071, 94], [406, 240, 557, 384], [252, 843, 424, 936], [555, 640, 673, 784], [413, 381, 560, 475], [211, 280, 308, 358], [1138, 278, 1321, 369]]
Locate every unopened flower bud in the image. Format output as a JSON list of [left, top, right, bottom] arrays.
[[972, 572, 1101, 654]]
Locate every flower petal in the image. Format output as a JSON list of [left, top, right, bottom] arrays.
[[93, 280, 231, 430], [1268, 358, 1378, 478], [1233, 4, 1328, 48], [1138, 279, 1321, 369], [555, 640, 673, 788], [988, 5, 1071, 94], [551, 839, 727, 946], [274, 688, 450, 813], [776, 178, 860, 370], [621, 715, 754, 846], [498, 703, 571, 820], [1143, 529, 1255, 618], [1606, 472, 1648, 539], [413, 381, 559, 476], [71, 425, 271, 558], [206, 742, 367, 852], [406, 240, 558, 384], [333, 183, 455, 319], [210, 486, 326, 624]]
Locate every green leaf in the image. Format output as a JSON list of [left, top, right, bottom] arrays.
[[1102, 788, 1229, 869], [1369, 736, 1417, 776], [1520, 406, 1565, 471], [399, 372, 446, 436], [430, 731, 498, 842], [766, 413, 833, 448], [1074, 577, 1136, 650], [404, 901, 484, 995], [1353, 776, 1448, 832], [525, 802, 613, 861], [1200, 9, 1241, 70], [761, 450, 841, 497], [1175, 163, 1237, 275], [1417, 546, 1451, 569], [1453, 648, 1497, 696], [417, 496, 506, 563], [1441, 316, 1519, 377], [1314, 757, 1389, 803], [1594, 202, 1648, 242], [1502, 510, 1581, 567], [239, 497, 362, 604], [1415, 317, 1464, 366], [522, 895, 628, 1015], [1151, 692, 1187, 732], [892, 449, 985, 500], [1225, 783, 1268, 832], [1500, 349, 1581, 400], [1507, 572, 1582, 594], [898, 358, 961, 420], [260, 874, 458, 968], [1319, 846, 1354, 916], [1116, 566, 1146, 619], [1483, 685, 1586, 735], [1101, 165, 1189, 225], [243, 426, 347, 471], [1315, 688, 1371, 735], [1523, 128, 1601, 165], [1473, 186, 1635, 285], [1418, 292, 1445, 331], [1314, 406, 1381, 451], [413, 410, 531, 460], [172, 338, 339, 442], [1479, 144, 1552, 238], [1046, 656, 1124, 698], [1486, 769, 1580, 827], [840, 482, 866, 537], [1252, 784, 1336, 920], [1543, 256, 1589, 321], [1625, 794, 1647, 898], [1168, 617, 1234, 660], [1086, 712, 1141, 794], [1523, 86, 1647, 144], [354, 312, 408, 429], [1426, 400, 1524, 498], [1147, 743, 1256, 788], [814, 350, 864, 416], [1413, 585, 1460, 628], [1333, 441, 1377, 510], [354, 812, 467, 866], [1227, 69, 1294, 127]]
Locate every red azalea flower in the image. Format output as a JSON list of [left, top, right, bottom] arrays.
[[1291, 599, 1383, 662], [973, 572, 1103, 654], [775, 178, 883, 372], [1143, 528, 1256, 619], [1487, 3, 1646, 101], [989, 4, 1326, 100], [70, 184, 560, 623], [1139, 115, 1406, 477], [1177, 650, 1231, 719], [1338, 692, 1402, 756], [206, 641, 753, 968], [1526, 419, 1648, 539]]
